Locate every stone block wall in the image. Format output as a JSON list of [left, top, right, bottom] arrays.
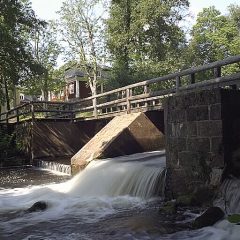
[[164, 89, 240, 198]]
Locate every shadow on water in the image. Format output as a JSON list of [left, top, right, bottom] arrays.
[[0, 167, 70, 189]]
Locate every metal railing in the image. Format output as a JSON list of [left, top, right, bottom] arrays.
[[1, 55, 240, 123]]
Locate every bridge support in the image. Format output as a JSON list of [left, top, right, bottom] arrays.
[[164, 89, 240, 199], [71, 113, 165, 175]]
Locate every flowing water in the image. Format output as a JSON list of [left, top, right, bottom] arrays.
[[214, 177, 240, 214], [35, 160, 71, 175], [0, 151, 240, 240]]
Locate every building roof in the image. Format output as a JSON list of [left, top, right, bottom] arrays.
[[65, 69, 85, 79]]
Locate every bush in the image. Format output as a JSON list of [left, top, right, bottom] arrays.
[[0, 127, 17, 159]]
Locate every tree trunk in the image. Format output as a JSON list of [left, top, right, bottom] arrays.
[[43, 76, 49, 101], [88, 74, 98, 118], [13, 85, 17, 108], [4, 78, 10, 110]]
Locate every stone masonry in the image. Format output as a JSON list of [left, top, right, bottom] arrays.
[[164, 88, 240, 199]]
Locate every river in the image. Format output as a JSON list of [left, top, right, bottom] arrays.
[[0, 151, 239, 240]]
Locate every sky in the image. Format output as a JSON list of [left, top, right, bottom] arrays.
[[31, 0, 239, 21]]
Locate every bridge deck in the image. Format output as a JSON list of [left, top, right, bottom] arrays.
[[1, 55, 240, 123]]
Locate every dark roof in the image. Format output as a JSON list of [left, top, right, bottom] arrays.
[[65, 69, 85, 79]]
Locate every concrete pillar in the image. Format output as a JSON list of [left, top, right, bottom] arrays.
[[71, 113, 165, 175], [164, 89, 240, 199]]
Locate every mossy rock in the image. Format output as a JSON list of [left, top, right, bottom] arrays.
[[192, 207, 225, 229], [176, 194, 194, 207], [228, 214, 240, 224], [176, 187, 215, 207], [160, 201, 177, 215]]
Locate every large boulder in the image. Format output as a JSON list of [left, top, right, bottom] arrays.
[[26, 201, 48, 213], [192, 207, 225, 229]]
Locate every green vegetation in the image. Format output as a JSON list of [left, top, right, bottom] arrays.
[[1, 0, 240, 111], [187, 5, 240, 75], [22, 21, 62, 100], [107, 0, 189, 87], [228, 214, 240, 224], [0, 127, 18, 160], [0, 0, 45, 110]]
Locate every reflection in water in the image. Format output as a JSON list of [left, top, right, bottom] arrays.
[[0, 151, 240, 240]]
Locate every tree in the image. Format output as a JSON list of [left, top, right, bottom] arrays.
[[228, 4, 240, 31], [186, 5, 240, 80], [107, 0, 189, 87], [58, 0, 107, 115], [188, 6, 240, 66], [0, 0, 45, 110], [22, 22, 62, 100]]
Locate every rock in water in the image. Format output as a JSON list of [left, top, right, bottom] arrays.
[[192, 207, 225, 229], [26, 201, 48, 213]]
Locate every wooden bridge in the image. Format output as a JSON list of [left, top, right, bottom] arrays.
[[1, 55, 240, 123]]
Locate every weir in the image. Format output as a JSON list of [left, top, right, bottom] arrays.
[[0, 55, 240, 202], [68, 151, 166, 198], [71, 112, 165, 174], [35, 160, 71, 175]]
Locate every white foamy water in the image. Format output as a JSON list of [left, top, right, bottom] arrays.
[[1, 151, 240, 240], [214, 177, 240, 214], [0, 151, 165, 236], [35, 160, 71, 175]]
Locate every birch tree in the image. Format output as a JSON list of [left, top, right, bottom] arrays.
[[58, 0, 107, 114]]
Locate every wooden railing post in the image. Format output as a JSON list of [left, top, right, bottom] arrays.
[[31, 103, 35, 121], [214, 66, 221, 78], [144, 85, 149, 94], [16, 109, 19, 123], [93, 96, 97, 118], [6, 112, 8, 124], [126, 88, 131, 114], [190, 73, 195, 84], [144, 85, 149, 108], [176, 76, 181, 93]]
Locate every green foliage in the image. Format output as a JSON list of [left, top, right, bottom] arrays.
[[58, 0, 108, 96], [228, 214, 240, 224], [106, 0, 189, 88], [187, 5, 240, 76], [0, 128, 15, 159], [21, 21, 62, 100], [0, 0, 46, 109]]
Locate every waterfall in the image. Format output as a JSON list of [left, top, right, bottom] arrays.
[[0, 151, 166, 238], [35, 160, 71, 175], [214, 177, 240, 214], [66, 151, 166, 198], [2, 151, 240, 240]]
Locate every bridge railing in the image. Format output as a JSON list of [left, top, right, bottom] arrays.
[[0, 101, 74, 123], [71, 55, 240, 118], [0, 55, 240, 123]]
